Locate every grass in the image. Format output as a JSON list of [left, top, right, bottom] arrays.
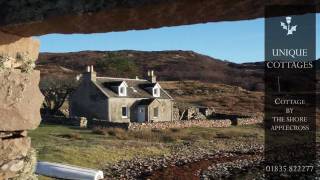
[[91, 126, 263, 144], [30, 125, 170, 169], [30, 124, 264, 179]]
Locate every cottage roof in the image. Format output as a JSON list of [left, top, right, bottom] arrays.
[[138, 98, 156, 106], [103, 81, 125, 87], [139, 82, 160, 89], [94, 77, 172, 99]]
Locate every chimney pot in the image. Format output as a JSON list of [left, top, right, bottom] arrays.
[[146, 70, 156, 83]]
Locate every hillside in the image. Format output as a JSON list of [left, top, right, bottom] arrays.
[[37, 50, 264, 91], [37, 50, 320, 116], [161, 81, 263, 116]]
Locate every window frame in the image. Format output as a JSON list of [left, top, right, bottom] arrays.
[[118, 82, 128, 97], [153, 107, 159, 118], [121, 106, 128, 118], [120, 87, 125, 94], [153, 87, 160, 97]]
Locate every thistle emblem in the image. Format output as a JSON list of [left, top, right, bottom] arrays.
[[280, 16, 297, 35]]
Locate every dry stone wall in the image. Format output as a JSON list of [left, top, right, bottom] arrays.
[[0, 32, 42, 179], [42, 116, 88, 128], [129, 120, 231, 131], [88, 116, 263, 131], [0, 136, 37, 179], [237, 116, 263, 126], [129, 117, 263, 131]]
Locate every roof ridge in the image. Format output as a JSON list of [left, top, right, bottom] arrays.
[[91, 81, 110, 98], [96, 76, 148, 81]]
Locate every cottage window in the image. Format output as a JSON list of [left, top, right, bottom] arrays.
[[119, 85, 127, 96], [154, 107, 159, 118], [122, 106, 128, 118], [153, 88, 160, 97], [120, 87, 124, 94]]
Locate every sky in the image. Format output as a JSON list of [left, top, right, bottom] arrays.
[[37, 14, 319, 64]]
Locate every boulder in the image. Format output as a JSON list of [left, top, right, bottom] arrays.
[[0, 70, 44, 131]]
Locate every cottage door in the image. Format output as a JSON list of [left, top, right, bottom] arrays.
[[137, 106, 145, 122]]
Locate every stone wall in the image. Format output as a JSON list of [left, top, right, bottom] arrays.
[[0, 136, 37, 179], [129, 117, 263, 130], [0, 32, 42, 179], [173, 108, 180, 121], [184, 107, 215, 120], [129, 120, 231, 131], [90, 119, 130, 130], [41, 115, 263, 132], [82, 116, 262, 131], [0, 70, 43, 131], [42, 116, 88, 128], [237, 116, 263, 126]]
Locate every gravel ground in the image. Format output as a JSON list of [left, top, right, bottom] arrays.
[[200, 155, 263, 180], [103, 143, 320, 180], [103, 143, 263, 179]]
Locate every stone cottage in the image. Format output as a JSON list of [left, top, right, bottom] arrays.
[[70, 66, 174, 123]]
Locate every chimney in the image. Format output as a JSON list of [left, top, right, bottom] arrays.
[[83, 65, 96, 82], [147, 70, 156, 83]]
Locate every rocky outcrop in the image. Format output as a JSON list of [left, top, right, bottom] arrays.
[[0, 0, 318, 36], [0, 31, 42, 178]]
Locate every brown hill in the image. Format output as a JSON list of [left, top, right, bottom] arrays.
[[161, 81, 264, 116], [37, 50, 264, 91]]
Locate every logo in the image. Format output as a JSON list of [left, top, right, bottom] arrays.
[[280, 16, 297, 35]]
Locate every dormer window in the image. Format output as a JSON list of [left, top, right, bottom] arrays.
[[120, 87, 125, 94], [152, 83, 161, 97], [153, 88, 159, 97], [118, 81, 128, 96]]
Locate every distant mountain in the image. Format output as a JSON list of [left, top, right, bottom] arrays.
[[37, 50, 265, 91]]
